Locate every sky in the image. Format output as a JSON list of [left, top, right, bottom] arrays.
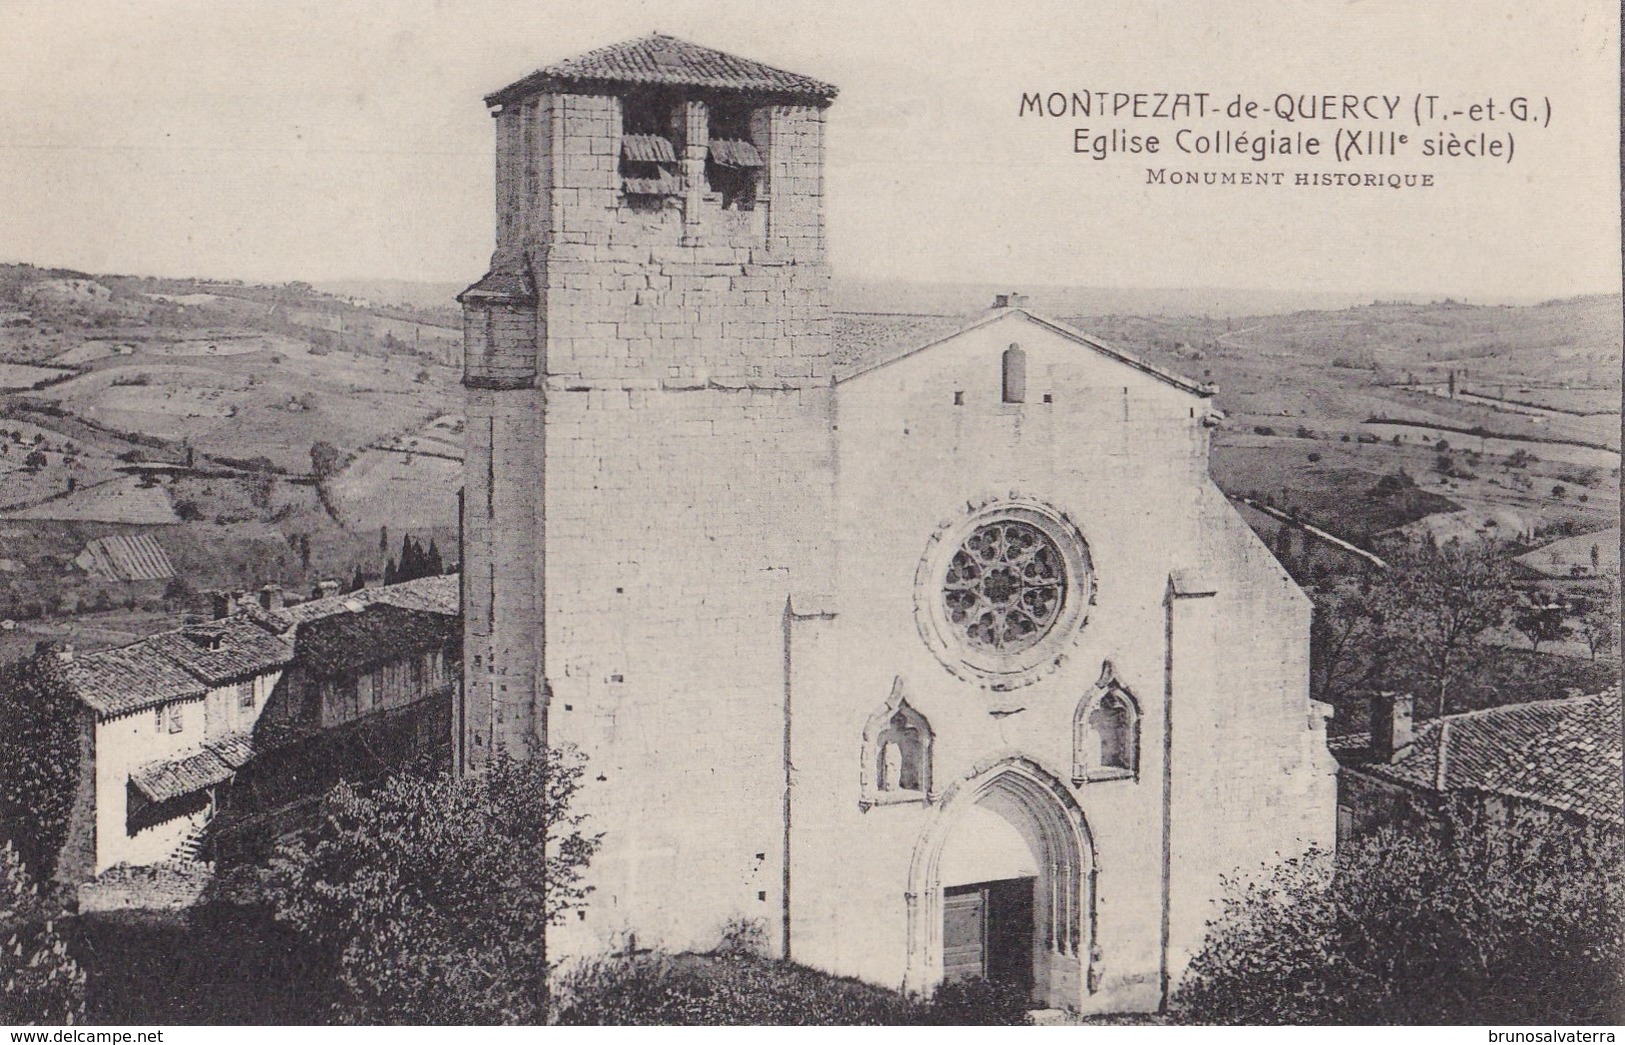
[[0, 0, 1618, 299]]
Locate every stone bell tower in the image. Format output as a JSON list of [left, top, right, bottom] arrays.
[[458, 33, 837, 951]]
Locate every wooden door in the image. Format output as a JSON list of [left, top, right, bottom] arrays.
[[942, 885, 986, 982], [943, 877, 1036, 993], [985, 876, 1035, 994]]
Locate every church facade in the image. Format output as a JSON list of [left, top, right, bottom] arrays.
[[457, 33, 1337, 1014]]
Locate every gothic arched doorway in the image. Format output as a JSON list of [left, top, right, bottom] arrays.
[[903, 756, 1094, 1009]]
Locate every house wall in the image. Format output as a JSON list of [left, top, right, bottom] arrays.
[[89, 669, 283, 874], [318, 650, 449, 729], [92, 698, 205, 873], [203, 671, 279, 740]]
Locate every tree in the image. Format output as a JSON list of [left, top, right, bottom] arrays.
[[1371, 537, 1518, 719], [397, 535, 421, 582], [0, 842, 84, 1025], [1309, 582, 1387, 707], [1371, 469, 1417, 498], [266, 751, 601, 1023], [162, 577, 196, 608], [309, 441, 341, 483], [1172, 804, 1623, 1024], [1512, 597, 1572, 655], [0, 648, 82, 880], [1577, 572, 1619, 662]]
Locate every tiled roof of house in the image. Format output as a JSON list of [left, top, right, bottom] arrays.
[[487, 33, 838, 106], [366, 575, 460, 617], [65, 574, 459, 718], [130, 747, 233, 804], [143, 616, 294, 687], [1336, 687, 1623, 826], [276, 574, 459, 626], [293, 603, 457, 679], [67, 645, 206, 718], [205, 732, 255, 770]]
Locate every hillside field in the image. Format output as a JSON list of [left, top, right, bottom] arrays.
[[0, 263, 1617, 656]]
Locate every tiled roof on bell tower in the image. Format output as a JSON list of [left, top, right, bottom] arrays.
[[486, 33, 838, 107]]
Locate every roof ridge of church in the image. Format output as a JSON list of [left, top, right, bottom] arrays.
[[834, 306, 1217, 397]]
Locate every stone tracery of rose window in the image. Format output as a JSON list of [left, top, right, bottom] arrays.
[[943, 520, 1066, 654]]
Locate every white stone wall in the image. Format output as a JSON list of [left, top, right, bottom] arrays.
[[93, 699, 203, 872], [542, 382, 833, 958], [783, 312, 1333, 1012], [463, 92, 835, 779], [91, 669, 282, 873]]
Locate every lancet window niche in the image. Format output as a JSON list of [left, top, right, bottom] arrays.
[[1001, 344, 1026, 403], [1072, 661, 1141, 784], [861, 677, 935, 809]]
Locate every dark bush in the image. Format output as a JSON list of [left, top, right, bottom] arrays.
[[923, 977, 1035, 1026], [1172, 805, 1623, 1025], [0, 841, 84, 1024], [549, 953, 1033, 1026], [266, 751, 599, 1024]]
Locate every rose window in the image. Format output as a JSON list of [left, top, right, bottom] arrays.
[[943, 521, 1067, 654]]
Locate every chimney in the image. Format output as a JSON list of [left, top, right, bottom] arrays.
[[259, 584, 285, 612], [314, 579, 341, 600], [209, 590, 235, 619], [1369, 691, 1414, 762], [992, 292, 1029, 310]]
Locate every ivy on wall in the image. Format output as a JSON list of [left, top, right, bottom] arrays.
[[0, 647, 82, 881]]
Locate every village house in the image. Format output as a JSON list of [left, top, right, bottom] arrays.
[[1331, 686, 1623, 844], [455, 33, 1337, 1013], [53, 574, 459, 879]]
